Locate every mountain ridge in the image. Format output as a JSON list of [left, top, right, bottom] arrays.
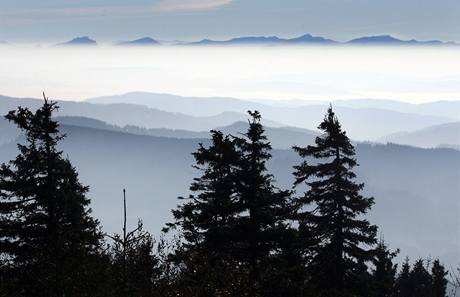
[[52, 34, 458, 47]]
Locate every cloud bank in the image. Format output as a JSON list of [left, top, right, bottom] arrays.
[[152, 0, 232, 12]]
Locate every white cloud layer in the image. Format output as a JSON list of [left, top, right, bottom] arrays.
[[0, 0, 232, 24], [152, 0, 232, 12]]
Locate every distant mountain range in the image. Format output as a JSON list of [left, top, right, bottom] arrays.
[[188, 34, 337, 46], [189, 34, 457, 46], [54, 34, 458, 47], [0, 95, 283, 132], [87, 92, 458, 141], [0, 115, 318, 150], [1, 93, 459, 143]]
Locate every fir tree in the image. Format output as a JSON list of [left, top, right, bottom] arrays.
[[109, 221, 159, 297], [430, 259, 447, 297], [233, 110, 293, 297], [165, 130, 246, 296], [0, 95, 103, 297], [410, 259, 432, 297], [293, 106, 377, 297], [371, 239, 399, 297], [395, 257, 412, 297]]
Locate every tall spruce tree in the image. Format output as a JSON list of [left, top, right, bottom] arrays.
[[410, 259, 432, 297], [0, 95, 103, 297], [293, 106, 377, 297], [431, 259, 448, 297], [371, 239, 399, 297], [165, 130, 246, 296], [233, 110, 293, 297], [395, 257, 412, 297]]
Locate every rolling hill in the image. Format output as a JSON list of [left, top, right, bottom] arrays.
[[86, 92, 456, 140], [380, 122, 460, 148]]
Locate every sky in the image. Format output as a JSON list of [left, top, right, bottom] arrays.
[[1, 0, 460, 43]]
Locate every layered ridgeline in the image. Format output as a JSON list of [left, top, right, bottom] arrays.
[[1, 93, 459, 143], [0, 99, 458, 267], [0, 98, 457, 296], [52, 34, 459, 47], [0, 98, 456, 297]]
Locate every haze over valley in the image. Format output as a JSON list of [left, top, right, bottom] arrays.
[[0, 93, 459, 266]]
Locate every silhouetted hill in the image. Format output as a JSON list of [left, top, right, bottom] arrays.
[[0, 124, 458, 265], [1, 94, 457, 141], [188, 34, 337, 45], [333, 99, 460, 120], [380, 122, 460, 148], [117, 37, 160, 46], [345, 35, 456, 46], [348, 35, 406, 45], [86, 92, 454, 140], [57, 36, 97, 46], [0, 115, 318, 149], [0, 95, 282, 131], [89, 92, 460, 120]]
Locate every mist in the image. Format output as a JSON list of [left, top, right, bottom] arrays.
[[1, 45, 459, 102]]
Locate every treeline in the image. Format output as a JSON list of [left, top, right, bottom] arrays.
[[0, 98, 451, 297]]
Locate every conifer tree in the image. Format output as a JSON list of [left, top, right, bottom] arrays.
[[165, 130, 246, 296], [167, 112, 294, 297], [110, 221, 159, 297], [410, 259, 432, 297], [0, 95, 103, 297], [395, 257, 412, 297], [293, 106, 377, 297], [233, 110, 293, 297], [430, 259, 447, 297], [371, 239, 399, 297]]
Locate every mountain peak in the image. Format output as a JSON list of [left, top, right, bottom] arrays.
[[117, 37, 160, 46], [348, 35, 403, 44], [289, 33, 337, 44], [58, 36, 97, 46]]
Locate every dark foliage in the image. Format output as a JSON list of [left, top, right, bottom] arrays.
[[0, 101, 449, 297], [0, 95, 105, 297], [370, 239, 399, 297], [293, 106, 378, 297]]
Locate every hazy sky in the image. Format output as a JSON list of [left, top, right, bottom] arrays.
[[1, 0, 460, 42]]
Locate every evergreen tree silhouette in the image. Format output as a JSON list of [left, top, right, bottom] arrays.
[[107, 189, 160, 297], [165, 130, 246, 296], [167, 112, 294, 297], [410, 259, 432, 297], [430, 259, 448, 297], [0, 95, 103, 297], [395, 257, 412, 297], [293, 106, 377, 297], [233, 110, 293, 297], [371, 239, 399, 297]]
